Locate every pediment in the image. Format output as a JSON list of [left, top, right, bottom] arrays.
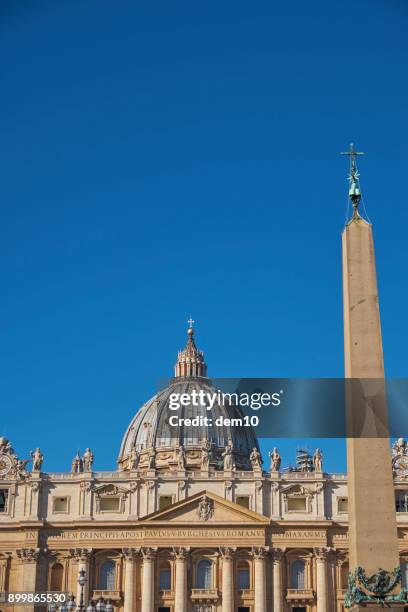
[[282, 484, 313, 497], [143, 491, 269, 524], [94, 483, 128, 497]]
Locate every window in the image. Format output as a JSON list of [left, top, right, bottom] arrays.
[[341, 563, 349, 589], [237, 562, 250, 589], [99, 497, 120, 512], [196, 560, 213, 589], [159, 496, 173, 510], [338, 497, 348, 513], [236, 496, 250, 509], [291, 560, 306, 589], [159, 563, 171, 590], [401, 562, 408, 589], [99, 561, 116, 590], [0, 490, 8, 513], [50, 563, 63, 591], [53, 497, 68, 513], [396, 492, 408, 513], [288, 497, 306, 511]]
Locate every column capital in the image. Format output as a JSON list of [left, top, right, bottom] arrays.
[[69, 547, 93, 562], [314, 546, 332, 561], [250, 546, 269, 560], [16, 548, 40, 563], [219, 546, 236, 559], [271, 547, 285, 563], [79, 480, 93, 492], [122, 547, 140, 561], [172, 546, 190, 560], [140, 547, 157, 561], [144, 480, 156, 490], [334, 550, 348, 567]]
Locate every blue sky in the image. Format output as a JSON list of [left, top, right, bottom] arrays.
[[0, 0, 407, 473]]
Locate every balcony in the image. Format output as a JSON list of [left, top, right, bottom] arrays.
[[191, 589, 219, 601], [286, 588, 314, 602], [158, 590, 174, 599], [237, 589, 254, 598], [92, 590, 122, 602]]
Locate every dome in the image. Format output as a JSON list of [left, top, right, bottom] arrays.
[[117, 325, 259, 471]]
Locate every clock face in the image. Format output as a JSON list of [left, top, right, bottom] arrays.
[[394, 456, 408, 478], [0, 454, 12, 477]]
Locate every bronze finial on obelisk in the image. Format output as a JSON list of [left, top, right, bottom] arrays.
[[341, 144, 406, 608], [341, 142, 365, 222]]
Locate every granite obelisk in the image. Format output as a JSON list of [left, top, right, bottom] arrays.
[[342, 144, 404, 608]]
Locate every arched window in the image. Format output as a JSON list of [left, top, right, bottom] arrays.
[[159, 562, 171, 590], [99, 560, 116, 590], [196, 560, 213, 589], [291, 560, 306, 589], [50, 563, 63, 591], [237, 561, 250, 589]]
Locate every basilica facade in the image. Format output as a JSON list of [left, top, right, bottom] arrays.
[[1, 327, 408, 612]]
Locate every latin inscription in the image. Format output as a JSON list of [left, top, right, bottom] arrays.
[[273, 530, 326, 539], [45, 528, 265, 542]]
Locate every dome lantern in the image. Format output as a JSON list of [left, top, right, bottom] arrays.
[[174, 319, 207, 378]]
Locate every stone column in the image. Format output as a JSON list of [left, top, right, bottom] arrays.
[[141, 547, 157, 612], [219, 547, 236, 612], [70, 548, 92, 606], [334, 551, 347, 610], [122, 548, 139, 612], [16, 549, 40, 612], [79, 480, 93, 517], [272, 548, 284, 612], [28, 481, 41, 519], [173, 547, 189, 612], [128, 482, 139, 518], [0, 555, 10, 592], [144, 480, 156, 515], [314, 547, 330, 612], [251, 547, 268, 612], [270, 480, 281, 519]]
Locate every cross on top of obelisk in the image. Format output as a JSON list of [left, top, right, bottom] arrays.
[[340, 142, 364, 175], [340, 142, 365, 219]]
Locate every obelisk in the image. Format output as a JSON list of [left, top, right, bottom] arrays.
[[342, 144, 404, 608]]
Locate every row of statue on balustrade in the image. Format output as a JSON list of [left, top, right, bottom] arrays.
[[120, 440, 324, 474], [5, 434, 408, 479], [0, 436, 326, 477]]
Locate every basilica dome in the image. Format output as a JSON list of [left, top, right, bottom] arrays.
[[117, 325, 259, 471]]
